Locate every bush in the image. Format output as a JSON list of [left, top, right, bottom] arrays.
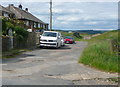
[[6, 21, 14, 30], [2, 17, 14, 35], [73, 32, 82, 38], [14, 26, 28, 41], [2, 17, 7, 35]]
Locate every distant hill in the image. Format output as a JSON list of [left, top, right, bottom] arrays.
[[74, 30, 107, 34], [54, 29, 107, 34]]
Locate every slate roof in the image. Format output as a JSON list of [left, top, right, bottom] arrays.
[[6, 5, 48, 24], [0, 5, 13, 14]]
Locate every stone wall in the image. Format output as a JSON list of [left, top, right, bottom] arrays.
[[2, 36, 11, 51], [2, 32, 40, 52]]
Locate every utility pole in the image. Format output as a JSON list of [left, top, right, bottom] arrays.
[[50, 0, 52, 31]]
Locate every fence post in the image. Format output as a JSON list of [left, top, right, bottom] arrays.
[[109, 39, 113, 54]]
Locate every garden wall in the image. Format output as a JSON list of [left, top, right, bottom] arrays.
[[2, 36, 11, 52], [2, 32, 40, 52]]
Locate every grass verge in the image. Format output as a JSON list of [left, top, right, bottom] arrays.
[[79, 30, 119, 73]]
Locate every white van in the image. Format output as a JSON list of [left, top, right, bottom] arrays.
[[40, 31, 64, 48]]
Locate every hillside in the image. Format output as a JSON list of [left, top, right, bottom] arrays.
[[55, 30, 107, 34], [59, 31, 88, 41], [79, 30, 119, 72]]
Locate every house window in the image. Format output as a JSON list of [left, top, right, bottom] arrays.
[[34, 22, 37, 28], [26, 21, 29, 26], [3, 12, 9, 17], [43, 25, 45, 29], [38, 24, 40, 28]]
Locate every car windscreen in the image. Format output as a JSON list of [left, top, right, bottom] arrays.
[[65, 37, 74, 39], [42, 32, 57, 37]]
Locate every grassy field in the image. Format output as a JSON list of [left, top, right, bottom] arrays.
[[79, 30, 119, 73], [59, 31, 88, 41]]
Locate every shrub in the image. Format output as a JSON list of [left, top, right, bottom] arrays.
[[73, 32, 82, 39], [14, 26, 28, 41], [2, 17, 7, 35], [6, 21, 14, 30], [2, 17, 14, 35]]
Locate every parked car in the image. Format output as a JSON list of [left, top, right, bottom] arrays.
[[64, 36, 75, 44], [40, 31, 63, 48]]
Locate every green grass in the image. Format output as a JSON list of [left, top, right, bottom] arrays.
[[108, 77, 119, 83], [59, 31, 88, 41], [79, 30, 119, 73]]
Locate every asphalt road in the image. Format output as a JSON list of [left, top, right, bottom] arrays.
[[2, 41, 118, 85]]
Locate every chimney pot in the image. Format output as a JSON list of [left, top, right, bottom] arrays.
[[9, 4, 14, 6], [19, 4, 22, 9], [25, 8, 28, 12]]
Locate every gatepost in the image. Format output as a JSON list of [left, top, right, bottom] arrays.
[[8, 29, 13, 49]]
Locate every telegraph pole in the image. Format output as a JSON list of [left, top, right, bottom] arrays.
[[50, 0, 52, 31]]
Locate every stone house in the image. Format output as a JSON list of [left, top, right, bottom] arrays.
[[0, 5, 14, 18], [0, 4, 49, 31]]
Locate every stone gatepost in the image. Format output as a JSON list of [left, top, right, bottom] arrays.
[[8, 29, 13, 49]]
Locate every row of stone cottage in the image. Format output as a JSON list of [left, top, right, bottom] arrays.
[[0, 4, 49, 32]]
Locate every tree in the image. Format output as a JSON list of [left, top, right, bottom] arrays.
[[73, 32, 82, 38], [2, 17, 6, 35]]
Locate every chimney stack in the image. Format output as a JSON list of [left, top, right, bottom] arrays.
[[19, 4, 22, 9], [9, 4, 14, 6], [25, 8, 28, 12]]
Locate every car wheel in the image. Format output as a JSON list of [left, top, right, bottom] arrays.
[[56, 43, 59, 48]]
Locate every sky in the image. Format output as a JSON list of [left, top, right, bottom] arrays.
[[0, 0, 118, 30]]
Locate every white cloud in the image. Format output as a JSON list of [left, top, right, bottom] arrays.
[[80, 14, 117, 21], [52, 8, 84, 14], [30, 8, 49, 14], [67, 17, 79, 21], [84, 21, 99, 25], [53, 8, 63, 13], [71, 9, 84, 13], [56, 16, 81, 21], [0, 1, 118, 30], [61, 21, 69, 24]]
